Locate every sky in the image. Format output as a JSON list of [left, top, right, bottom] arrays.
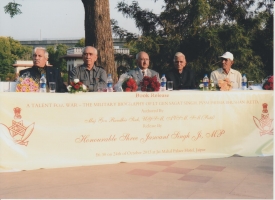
[[0, 0, 164, 41]]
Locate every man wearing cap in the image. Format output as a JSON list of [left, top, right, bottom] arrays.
[[210, 52, 242, 89]]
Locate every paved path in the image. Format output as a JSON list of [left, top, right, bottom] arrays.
[[0, 156, 273, 199]]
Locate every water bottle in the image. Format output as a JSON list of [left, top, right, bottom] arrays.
[[107, 74, 113, 92], [242, 74, 247, 90], [203, 74, 209, 91], [160, 74, 167, 91], [40, 74, 47, 93]]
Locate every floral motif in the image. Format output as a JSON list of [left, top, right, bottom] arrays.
[[218, 78, 232, 91], [262, 76, 273, 90], [122, 77, 138, 92], [16, 76, 39, 92], [67, 79, 87, 93], [140, 76, 160, 92]]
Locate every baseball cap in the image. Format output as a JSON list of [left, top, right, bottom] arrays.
[[220, 52, 234, 61]]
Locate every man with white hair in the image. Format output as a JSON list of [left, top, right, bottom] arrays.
[[166, 52, 196, 90], [210, 51, 242, 89], [19, 47, 67, 92], [70, 46, 107, 92]]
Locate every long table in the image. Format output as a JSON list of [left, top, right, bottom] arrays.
[[0, 90, 273, 172]]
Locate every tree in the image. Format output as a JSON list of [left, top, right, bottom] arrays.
[[0, 37, 32, 80], [5, 0, 117, 82], [82, 0, 117, 81], [113, 0, 273, 83], [75, 38, 85, 47]]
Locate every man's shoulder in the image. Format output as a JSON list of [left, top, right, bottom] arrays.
[[128, 68, 139, 73], [149, 68, 159, 74], [94, 65, 106, 71], [230, 68, 241, 75], [19, 67, 34, 75], [211, 68, 222, 74]]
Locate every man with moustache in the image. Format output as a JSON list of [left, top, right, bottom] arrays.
[[127, 51, 160, 86], [19, 47, 67, 92], [210, 51, 242, 89], [70, 46, 107, 92], [166, 52, 196, 90]]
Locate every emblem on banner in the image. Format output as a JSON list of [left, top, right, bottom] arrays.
[[6, 107, 35, 146], [253, 103, 273, 136]]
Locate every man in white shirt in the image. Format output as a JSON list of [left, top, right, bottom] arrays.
[[210, 52, 242, 89]]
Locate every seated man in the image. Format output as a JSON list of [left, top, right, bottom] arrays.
[[127, 51, 160, 85], [210, 52, 242, 89], [19, 47, 67, 93], [166, 52, 196, 90], [70, 46, 107, 92]]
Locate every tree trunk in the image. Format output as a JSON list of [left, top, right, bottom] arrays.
[[82, 0, 117, 82]]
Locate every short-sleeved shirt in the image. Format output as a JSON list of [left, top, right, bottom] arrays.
[[210, 68, 242, 89], [70, 64, 107, 92]]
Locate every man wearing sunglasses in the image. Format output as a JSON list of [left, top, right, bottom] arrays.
[[210, 52, 242, 89]]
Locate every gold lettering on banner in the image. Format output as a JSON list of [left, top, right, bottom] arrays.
[[109, 117, 127, 122], [66, 103, 77, 107], [142, 109, 163, 113], [85, 118, 96, 123], [32, 103, 52, 107], [94, 102, 117, 106], [75, 135, 117, 143], [119, 133, 138, 141], [140, 132, 170, 144], [205, 129, 225, 138], [246, 100, 259, 104], [171, 131, 190, 141], [143, 116, 165, 122], [191, 131, 203, 141], [129, 117, 140, 122]]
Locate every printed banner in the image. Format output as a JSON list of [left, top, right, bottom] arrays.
[[0, 90, 273, 172]]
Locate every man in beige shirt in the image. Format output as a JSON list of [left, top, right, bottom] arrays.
[[210, 52, 242, 89]]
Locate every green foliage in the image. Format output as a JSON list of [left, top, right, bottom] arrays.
[[0, 37, 32, 80], [113, 0, 273, 83], [4, 1, 22, 18], [46, 44, 68, 74], [75, 38, 85, 47]]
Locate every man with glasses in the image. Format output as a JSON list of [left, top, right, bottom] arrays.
[[210, 52, 242, 89], [70, 46, 107, 92], [166, 52, 196, 90], [127, 51, 160, 86]]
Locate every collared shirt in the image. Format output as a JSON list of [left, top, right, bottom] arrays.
[[139, 68, 148, 76], [70, 64, 107, 92], [210, 68, 242, 89]]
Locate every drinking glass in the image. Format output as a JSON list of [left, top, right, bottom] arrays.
[[167, 81, 173, 91], [49, 82, 56, 93]]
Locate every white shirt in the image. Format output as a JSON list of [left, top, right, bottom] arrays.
[[140, 68, 148, 76], [210, 68, 242, 89]]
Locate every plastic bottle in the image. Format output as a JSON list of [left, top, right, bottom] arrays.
[[242, 74, 247, 90], [107, 74, 113, 92], [203, 74, 209, 91], [40, 74, 47, 93], [160, 74, 167, 91]]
